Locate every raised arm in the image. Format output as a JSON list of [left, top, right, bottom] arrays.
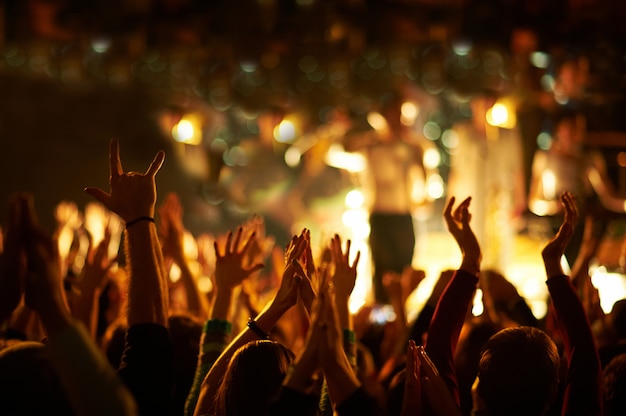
[[193, 230, 308, 416], [158, 192, 209, 320], [542, 191, 602, 415], [330, 234, 360, 364], [85, 139, 173, 415], [424, 196, 481, 407], [183, 225, 265, 416], [21, 192, 137, 416]]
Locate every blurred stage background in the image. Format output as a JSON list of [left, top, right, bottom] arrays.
[[1, 0, 626, 317]]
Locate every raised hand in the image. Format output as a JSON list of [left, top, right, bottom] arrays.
[[22, 196, 71, 334], [542, 191, 579, 278], [272, 234, 308, 311], [330, 234, 360, 301], [158, 192, 187, 264], [0, 194, 29, 321], [84, 139, 164, 222], [214, 226, 264, 291], [444, 196, 481, 275]]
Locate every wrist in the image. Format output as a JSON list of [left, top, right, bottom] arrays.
[[460, 258, 481, 276], [125, 216, 155, 229]]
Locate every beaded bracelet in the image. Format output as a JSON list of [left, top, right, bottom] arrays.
[[125, 216, 155, 229]]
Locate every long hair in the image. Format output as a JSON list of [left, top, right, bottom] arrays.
[[214, 340, 295, 416]]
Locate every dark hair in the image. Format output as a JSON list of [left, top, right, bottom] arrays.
[[604, 353, 626, 416], [0, 341, 73, 414], [610, 299, 626, 340], [169, 314, 203, 416], [477, 326, 560, 416], [214, 340, 295, 416]]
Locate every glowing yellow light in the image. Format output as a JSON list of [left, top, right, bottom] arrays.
[[183, 231, 198, 260], [423, 147, 441, 169], [197, 275, 213, 293], [84, 203, 105, 247], [284, 146, 302, 167], [367, 111, 388, 131], [530, 200, 551, 216], [342, 208, 369, 229], [345, 189, 365, 209], [172, 116, 202, 145], [325, 144, 366, 172], [169, 264, 181, 283], [591, 267, 626, 313], [472, 288, 484, 316], [486, 103, 508, 126], [486, 99, 517, 129], [542, 169, 556, 200], [57, 227, 74, 261], [401, 102, 419, 126], [426, 174, 445, 199], [274, 119, 297, 143]]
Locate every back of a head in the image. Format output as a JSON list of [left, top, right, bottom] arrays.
[[610, 299, 626, 340], [476, 326, 560, 416], [0, 341, 74, 415], [604, 353, 626, 415], [215, 340, 295, 416]]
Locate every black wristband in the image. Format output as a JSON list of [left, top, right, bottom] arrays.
[[125, 216, 155, 228], [247, 319, 270, 340]]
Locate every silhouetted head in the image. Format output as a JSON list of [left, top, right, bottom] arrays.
[[0, 341, 73, 415], [604, 353, 626, 416], [214, 340, 295, 416], [609, 299, 626, 340], [474, 326, 560, 416]]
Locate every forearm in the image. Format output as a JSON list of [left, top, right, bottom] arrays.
[[125, 223, 168, 326], [209, 287, 234, 321], [177, 260, 208, 319], [546, 275, 602, 415], [184, 319, 232, 416], [72, 285, 102, 340], [324, 353, 361, 408], [425, 269, 478, 406]]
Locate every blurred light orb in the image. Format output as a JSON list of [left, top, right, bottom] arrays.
[[274, 120, 296, 143], [530, 51, 550, 68], [284, 146, 302, 167], [401, 102, 419, 125], [345, 189, 365, 209], [423, 147, 441, 169], [427, 174, 445, 199], [367, 112, 388, 131]]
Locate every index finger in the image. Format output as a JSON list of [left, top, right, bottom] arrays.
[[145, 150, 165, 177], [110, 139, 123, 179]]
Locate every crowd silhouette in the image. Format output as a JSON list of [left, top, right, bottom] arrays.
[[1, 133, 625, 416]]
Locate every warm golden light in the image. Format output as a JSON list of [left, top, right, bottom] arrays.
[[426, 174, 445, 199], [472, 288, 484, 316], [486, 99, 517, 129], [345, 189, 365, 209], [325, 144, 367, 172], [423, 147, 441, 169], [591, 266, 626, 313], [401, 102, 419, 126], [274, 119, 297, 143], [172, 116, 203, 145], [367, 111, 388, 131], [542, 169, 556, 200]]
